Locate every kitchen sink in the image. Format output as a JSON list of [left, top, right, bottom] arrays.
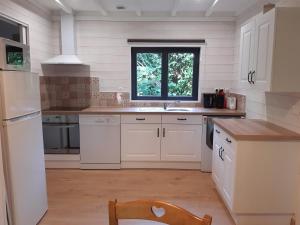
[[165, 108, 192, 112], [138, 107, 164, 112], [137, 107, 192, 112]]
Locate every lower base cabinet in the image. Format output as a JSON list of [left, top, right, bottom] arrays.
[[121, 114, 202, 164], [121, 124, 161, 161], [212, 124, 300, 225], [161, 124, 201, 161]]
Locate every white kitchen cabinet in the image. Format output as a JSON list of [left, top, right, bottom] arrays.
[[121, 114, 202, 165], [212, 126, 235, 208], [252, 10, 274, 87], [121, 123, 161, 161], [212, 124, 300, 225], [212, 140, 223, 188], [240, 20, 255, 84], [239, 7, 300, 92], [240, 9, 274, 89], [222, 144, 235, 208], [161, 124, 201, 162]]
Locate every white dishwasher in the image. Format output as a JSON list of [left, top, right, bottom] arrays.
[[79, 115, 121, 169]]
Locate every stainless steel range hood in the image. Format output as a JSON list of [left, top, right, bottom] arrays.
[[42, 14, 85, 65]]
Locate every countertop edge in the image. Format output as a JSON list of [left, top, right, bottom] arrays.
[[213, 119, 300, 142], [42, 108, 246, 116]]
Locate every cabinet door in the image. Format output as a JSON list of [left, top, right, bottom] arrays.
[[252, 10, 275, 89], [223, 147, 234, 209], [121, 124, 161, 161], [161, 124, 201, 162], [212, 141, 224, 189], [240, 20, 256, 83]]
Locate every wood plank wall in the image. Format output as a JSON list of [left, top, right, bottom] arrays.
[[52, 20, 237, 93]]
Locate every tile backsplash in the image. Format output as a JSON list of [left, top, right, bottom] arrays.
[[40, 76, 99, 109], [40, 76, 245, 111]]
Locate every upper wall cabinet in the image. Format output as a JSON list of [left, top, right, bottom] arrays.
[[239, 7, 300, 92]]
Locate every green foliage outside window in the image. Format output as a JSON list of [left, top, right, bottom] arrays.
[[168, 53, 194, 97], [137, 53, 162, 96], [136, 52, 194, 97]]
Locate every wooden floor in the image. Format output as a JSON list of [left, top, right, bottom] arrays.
[[39, 169, 234, 225]]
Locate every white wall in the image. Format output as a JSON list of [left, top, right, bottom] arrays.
[[0, 0, 54, 75], [67, 20, 236, 93]]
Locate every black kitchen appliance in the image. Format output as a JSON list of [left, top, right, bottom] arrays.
[[42, 114, 80, 154], [203, 93, 215, 108]]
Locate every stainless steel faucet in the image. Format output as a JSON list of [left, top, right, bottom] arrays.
[[163, 103, 168, 110]]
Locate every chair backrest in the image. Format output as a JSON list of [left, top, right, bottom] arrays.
[[108, 199, 212, 225]]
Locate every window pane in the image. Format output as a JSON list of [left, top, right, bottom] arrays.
[[137, 53, 162, 97], [0, 16, 21, 42], [168, 53, 194, 97]]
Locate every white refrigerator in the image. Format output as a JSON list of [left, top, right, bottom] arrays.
[[0, 135, 8, 225], [0, 71, 48, 225]]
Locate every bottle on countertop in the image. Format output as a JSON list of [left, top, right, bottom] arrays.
[[215, 89, 225, 109]]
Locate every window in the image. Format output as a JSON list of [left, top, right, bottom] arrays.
[[0, 15, 29, 44], [131, 47, 200, 101]]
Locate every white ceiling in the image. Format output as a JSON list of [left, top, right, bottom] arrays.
[[28, 0, 278, 18]]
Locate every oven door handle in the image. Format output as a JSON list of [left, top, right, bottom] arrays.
[[42, 124, 77, 129]]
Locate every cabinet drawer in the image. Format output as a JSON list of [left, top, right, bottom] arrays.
[[121, 114, 161, 124], [162, 115, 202, 124], [223, 133, 237, 150], [214, 125, 237, 149], [214, 125, 223, 140]]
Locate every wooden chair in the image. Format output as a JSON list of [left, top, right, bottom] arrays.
[[108, 199, 212, 225]]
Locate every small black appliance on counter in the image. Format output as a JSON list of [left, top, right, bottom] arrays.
[[203, 89, 226, 109], [203, 93, 215, 108]]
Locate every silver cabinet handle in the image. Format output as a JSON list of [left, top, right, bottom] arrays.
[[177, 118, 187, 121], [226, 138, 232, 144], [157, 128, 160, 138], [136, 118, 146, 121], [163, 128, 165, 137]]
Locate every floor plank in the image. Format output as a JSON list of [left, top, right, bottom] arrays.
[[39, 169, 234, 225]]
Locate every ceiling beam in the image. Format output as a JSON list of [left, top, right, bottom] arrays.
[[53, 0, 73, 14], [94, 0, 108, 16], [171, 0, 180, 17], [205, 0, 219, 17]]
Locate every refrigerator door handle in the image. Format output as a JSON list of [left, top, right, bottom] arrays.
[[3, 111, 41, 125]]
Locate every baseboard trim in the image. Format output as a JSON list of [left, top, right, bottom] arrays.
[[121, 161, 201, 169], [80, 163, 121, 170], [45, 160, 80, 169], [45, 154, 80, 161]]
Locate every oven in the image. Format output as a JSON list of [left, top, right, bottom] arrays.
[[42, 115, 80, 154]]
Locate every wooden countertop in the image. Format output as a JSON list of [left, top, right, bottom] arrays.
[[213, 118, 300, 141], [42, 107, 246, 116]]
